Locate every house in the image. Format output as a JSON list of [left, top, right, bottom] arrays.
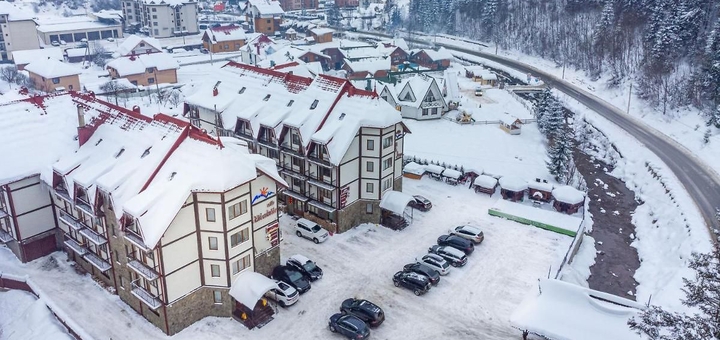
[[309, 28, 333, 43], [342, 57, 391, 80], [0, 2, 40, 61], [46, 95, 287, 335], [239, 33, 278, 65], [184, 62, 410, 233], [377, 39, 410, 66], [499, 176, 527, 202], [106, 53, 180, 86], [381, 75, 448, 120], [12, 48, 64, 70], [528, 180, 553, 202], [122, 0, 200, 38], [202, 24, 247, 53], [245, 0, 284, 36], [114, 34, 163, 57], [25, 59, 82, 92], [500, 115, 522, 135], [552, 186, 585, 214], [410, 47, 453, 70], [36, 15, 123, 46], [264, 45, 331, 70], [278, 0, 320, 11], [0, 93, 108, 263], [465, 66, 498, 86], [473, 175, 498, 195]]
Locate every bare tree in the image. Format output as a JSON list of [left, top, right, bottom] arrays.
[[0, 66, 20, 84], [168, 89, 181, 108], [99, 79, 128, 105]]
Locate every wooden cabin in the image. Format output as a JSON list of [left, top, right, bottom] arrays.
[[499, 176, 528, 202], [528, 179, 553, 202], [403, 162, 425, 180], [473, 175, 498, 195], [500, 115, 522, 135], [552, 186, 585, 214]]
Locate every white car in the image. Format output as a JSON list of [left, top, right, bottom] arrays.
[[449, 225, 485, 244], [295, 218, 329, 244], [264, 280, 299, 307], [416, 254, 451, 275]]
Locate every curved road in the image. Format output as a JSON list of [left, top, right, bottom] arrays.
[[347, 29, 720, 240]]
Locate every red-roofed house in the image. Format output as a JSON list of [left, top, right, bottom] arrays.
[[410, 47, 454, 70], [202, 24, 247, 53]]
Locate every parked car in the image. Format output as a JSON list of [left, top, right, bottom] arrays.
[[59, 40, 67, 45], [403, 263, 440, 285], [340, 298, 385, 327], [287, 254, 323, 281], [428, 245, 468, 267], [474, 87, 484, 96], [437, 234, 474, 255], [408, 195, 432, 211], [106, 37, 115, 42], [51, 41, 60, 47], [200, 47, 209, 54], [264, 280, 299, 307], [295, 218, 330, 244], [328, 313, 370, 340], [393, 271, 431, 296], [449, 225, 485, 244], [271, 266, 311, 294], [417, 254, 451, 275]]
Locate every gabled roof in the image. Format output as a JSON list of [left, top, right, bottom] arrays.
[[249, 0, 284, 15], [310, 28, 334, 36], [343, 57, 391, 74], [203, 25, 247, 43], [395, 75, 445, 108], [106, 53, 179, 77], [421, 47, 453, 61], [25, 59, 82, 79], [12, 48, 64, 66], [114, 35, 163, 57]]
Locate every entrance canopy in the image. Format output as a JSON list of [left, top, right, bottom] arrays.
[[379, 191, 414, 216], [229, 271, 280, 308]]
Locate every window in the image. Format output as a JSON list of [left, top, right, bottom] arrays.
[[146, 67, 154, 73], [211, 264, 220, 277], [230, 228, 249, 247], [152, 15, 157, 19], [52, 78, 60, 84], [367, 139, 374, 150], [310, 99, 319, 109], [292, 157, 302, 167], [153, 22, 158, 26], [382, 178, 392, 191], [152, 7, 157, 12], [422, 108, 429, 116], [148, 78, 155, 84], [431, 108, 438, 115], [209, 236, 218, 250], [228, 201, 248, 219], [232, 254, 251, 274], [263, 94, 271, 101], [112, 225, 117, 237], [114, 250, 120, 262], [266, 19, 271, 23], [154, 29, 159, 35], [139, 43, 145, 47], [383, 158, 392, 170], [213, 291, 222, 304], [365, 203, 373, 214], [206, 208, 216, 222], [224, 44, 229, 49], [366, 182, 374, 193], [383, 136, 392, 148], [119, 276, 125, 289], [68, 85, 74, 91], [366, 161, 374, 172], [292, 133, 300, 145], [292, 178, 301, 188], [321, 166, 331, 177], [235, 43, 241, 48]]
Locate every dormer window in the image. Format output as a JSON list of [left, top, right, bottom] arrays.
[[141, 147, 151, 158], [287, 99, 294, 107], [95, 138, 103, 146], [115, 148, 125, 158], [310, 99, 318, 109], [339, 113, 345, 120], [239, 87, 246, 94], [263, 94, 271, 101]]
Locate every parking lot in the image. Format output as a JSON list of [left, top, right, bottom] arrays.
[[251, 177, 571, 340]]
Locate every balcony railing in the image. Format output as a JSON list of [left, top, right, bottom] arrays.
[[55, 186, 72, 204], [127, 258, 159, 281], [0, 229, 13, 243], [131, 280, 162, 310], [59, 211, 87, 231], [75, 198, 94, 216], [257, 136, 278, 148], [420, 100, 444, 108], [124, 229, 150, 251], [83, 251, 111, 272], [79, 227, 108, 246], [280, 144, 304, 157], [0, 207, 8, 219], [307, 154, 333, 167], [64, 237, 88, 256]]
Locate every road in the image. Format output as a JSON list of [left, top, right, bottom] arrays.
[[347, 29, 720, 240]]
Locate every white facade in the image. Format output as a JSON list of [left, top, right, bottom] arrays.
[[381, 75, 448, 121], [123, 0, 199, 38], [0, 16, 40, 61]]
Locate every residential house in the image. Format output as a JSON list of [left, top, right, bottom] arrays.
[[245, 0, 284, 36], [309, 28, 333, 43], [342, 57, 391, 80], [380, 75, 448, 120], [122, 0, 200, 38], [25, 59, 82, 92], [202, 24, 247, 53], [184, 62, 409, 233], [278, 0, 320, 11], [410, 47, 453, 70], [36, 15, 123, 45], [114, 34, 164, 57], [465, 66, 498, 86], [12, 47, 64, 70], [106, 53, 180, 86], [46, 94, 287, 335], [239, 33, 278, 65], [0, 2, 40, 61]]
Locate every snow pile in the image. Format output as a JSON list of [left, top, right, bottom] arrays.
[[0, 290, 74, 340], [403, 162, 425, 176]]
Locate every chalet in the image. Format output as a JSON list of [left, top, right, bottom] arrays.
[[309, 28, 333, 43], [202, 24, 247, 53], [114, 34, 163, 57], [528, 179, 553, 202], [25, 58, 82, 92], [106, 53, 180, 86], [473, 175, 498, 195], [46, 97, 287, 335], [500, 115, 522, 135], [245, 0, 284, 36], [342, 57, 391, 80], [377, 39, 410, 66], [410, 47, 453, 70], [381, 75, 448, 120], [264, 45, 331, 70], [552, 186, 585, 214], [499, 176, 527, 202], [184, 62, 410, 233], [12, 47, 63, 70]]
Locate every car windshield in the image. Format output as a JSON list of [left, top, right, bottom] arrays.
[[288, 271, 303, 281], [311, 225, 322, 233], [302, 262, 317, 271], [440, 261, 449, 269], [277, 281, 290, 290]]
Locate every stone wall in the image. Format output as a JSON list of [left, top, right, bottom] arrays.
[[393, 177, 403, 192], [253, 246, 280, 277], [337, 199, 381, 233], [165, 287, 233, 335]]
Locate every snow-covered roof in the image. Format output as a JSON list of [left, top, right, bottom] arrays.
[[499, 176, 528, 191], [473, 175, 497, 189], [115, 35, 163, 57], [442, 169, 461, 179], [310, 28, 334, 36], [528, 181, 553, 192], [249, 0, 284, 15], [552, 186, 585, 205], [395, 75, 441, 108], [204, 25, 247, 43], [0, 2, 35, 21], [37, 16, 121, 33], [403, 162, 425, 175], [12, 48, 64, 66], [65, 48, 91, 58], [106, 53, 179, 77], [229, 271, 280, 308], [379, 190, 414, 215], [380, 38, 409, 51], [344, 57, 391, 74], [421, 47, 453, 61], [500, 114, 521, 126], [142, 0, 194, 5], [511, 279, 643, 340], [25, 59, 81, 79], [443, 69, 461, 101], [425, 164, 445, 175]]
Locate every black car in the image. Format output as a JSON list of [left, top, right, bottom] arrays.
[[271, 265, 311, 294], [437, 234, 475, 255], [408, 195, 432, 211], [402, 263, 440, 285], [428, 245, 468, 267], [286, 254, 323, 281], [329, 313, 370, 340], [392, 271, 431, 296], [340, 298, 385, 327]]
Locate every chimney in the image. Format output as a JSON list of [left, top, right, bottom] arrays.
[[77, 105, 85, 128], [213, 87, 219, 97], [77, 105, 93, 146]]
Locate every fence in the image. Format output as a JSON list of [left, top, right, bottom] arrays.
[[553, 216, 588, 279]]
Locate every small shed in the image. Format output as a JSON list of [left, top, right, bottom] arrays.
[[500, 115, 522, 135], [442, 169, 462, 185], [473, 175, 498, 195], [403, 162, 425, 180], [499, 176, 528, 202], [229, 271, 279, 329], [379, 190, 415, 230], [552, 186, 585, 214], [460, 168, 482, 185], [528, 180, 553, 202], [425, 164, 445, 181]]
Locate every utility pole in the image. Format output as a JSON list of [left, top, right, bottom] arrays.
[[626, 83, 632, 114]]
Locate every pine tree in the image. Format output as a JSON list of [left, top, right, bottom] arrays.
[[542, 99, 566, 141], [708, 105, 720, 129], [546, 128, 573, 183], [534, 88, 553, 133], [628, 246, 720, 339], [703, 129, 711, 144]]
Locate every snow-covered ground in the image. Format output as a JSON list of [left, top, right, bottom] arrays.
[[0, 178, 571, 339], [0, 290, 73, 340]]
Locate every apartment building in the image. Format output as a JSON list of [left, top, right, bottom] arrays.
[[0, 2, 40, 61], [44, 94, 286, 335], [184, 62, 409, 233], [245, 0, 284, 36], [122, 0, 199, 38]]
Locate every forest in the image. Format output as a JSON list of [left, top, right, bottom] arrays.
[[404, 0, 720, 125]]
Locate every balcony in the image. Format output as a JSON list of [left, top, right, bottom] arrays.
[[132, 280, 162, 310], [257, 136, 278, 148], [280, 143, 304, 158], [79, 227, 107, 246], [59, 211, 87, 231], [83, 252, 112, 272], [307, 154, 333, 168], [55, 186, 72, 204], [127, 258, 159, 281], [75, 198, 94, 216], [307, 178, 336, 192], [64, 238, 88, 256], [124, 229, 151, 252], [0, 229, 13, 243]]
